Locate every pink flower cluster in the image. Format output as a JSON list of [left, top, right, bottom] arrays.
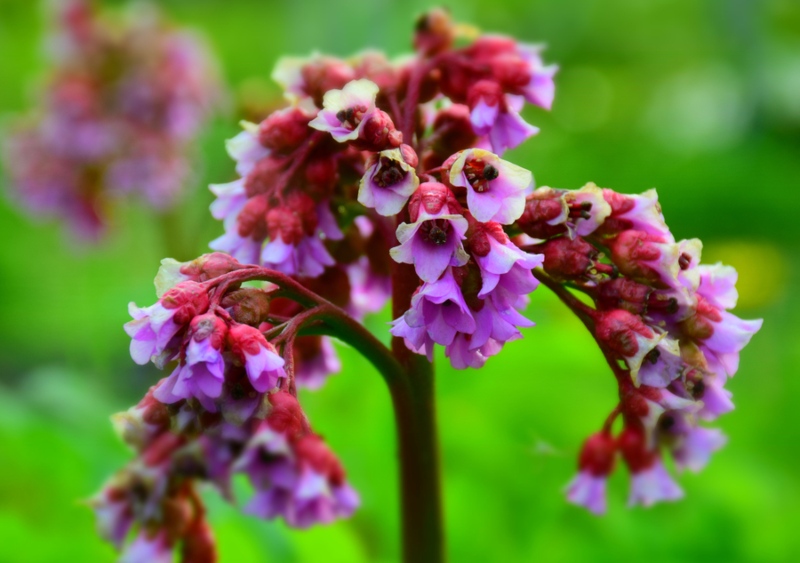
[[102, 10, 764, 559], [97, 253, 359, 560], [2, 0, 223, 238], [516, 183, 762, 513], [209, 11, 555, 369]]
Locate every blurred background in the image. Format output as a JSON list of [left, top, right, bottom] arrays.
[[1, 0, 798, 561]]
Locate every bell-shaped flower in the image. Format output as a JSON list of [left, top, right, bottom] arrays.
[[227, 324, 285, 393], [390, 185, 469, 283], [309, 79, 379, 142], [565, 432, 616, 515], [154, 314, 228, 410], [358, 148, 419, 216], [447, 148, 532, 224], [124, 282, 209, 367]]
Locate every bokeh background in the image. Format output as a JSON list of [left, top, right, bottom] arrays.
[[1, 0, 798, 561]]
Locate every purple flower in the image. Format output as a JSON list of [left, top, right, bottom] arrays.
[[444, 289, 532, 370], [345, 256, 391, 320], [696, 375, 734, 420], [602, 188, 672, 240], [90, 487, 134, 549], [262, 201, 343, 278], [236, 412, 359, 528], [467, 81, 540, 154], [210, 231, 262, 267], [210, 178, 248, 232], [154, 314, 227, 410], [226, 126, 270, 176], [696, 264, 738, 310], [120, 531, 172, 563], [309, 79, 379, 142], [228, 324, 286, 393], [627, 460, 684, 507], [637, 336, 684, 388], [564, 183, 612, 237], [516, 44, 558, 109], [358, 149, 419, 216], [390, 202, 469, 283], [566, 472, 608, 516], [448, 148, 533, 224], [295, 337, 342, 390], [673, 426, 727, 473], [261, 236, 336, 278], [124, 301, 183, 366], [392, 268, 476, 352]]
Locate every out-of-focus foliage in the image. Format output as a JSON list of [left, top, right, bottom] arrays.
[[0, 0, 798, 561]]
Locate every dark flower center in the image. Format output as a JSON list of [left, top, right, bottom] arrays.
[[421, 219, 451, 245], [464, 159, 498, 193], [335, 104, 367, 130], [374, 157, 407, 188]]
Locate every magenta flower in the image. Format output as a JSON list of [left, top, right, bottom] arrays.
[[565, 432, 616, 515], [515, 44, 558, 109], [261, 200, 343, 278], [124, 282, 209, 367], [358, 148, 420, 216], [627, 460, 684, 507], [448, 148, 533, 224], [309, 79, 379, 142], [390, 188, 469, 283], [120, 532, 172, 563], [236, 394, 360, 528], [393, 268, 476, 351], [672, 425, 727, 473], [154, 314, 228, 410], [467, 82, 540, 154], [563, 183, 612, 237], [345, 256, 392, 320], [228, 324, 286, 393], [295, 337, 342, 390], [566, 472, 608, 516], [601, 188, 672, 240]]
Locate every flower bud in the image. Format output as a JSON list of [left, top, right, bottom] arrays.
[[414, 8, 454, 56], [351, 109, 403, 152], [221, 288, 272, 326], [608, 230, 679, 289], [538, 236, 598, 280], [161, 282, 210, 325], [258, 107, 312, 154]]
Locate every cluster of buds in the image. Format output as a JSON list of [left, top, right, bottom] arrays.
[[2, 0, 224, 238], [515, 183, 762, 513], [95, 253, 359, 560]]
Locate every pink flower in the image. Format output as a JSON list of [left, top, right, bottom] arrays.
[[390, 183, 470, 283], [565, 432, 616, 515], [124, 282, 209, 367], [447, 148, 532, 224], [154, 314, 228, 410], [228, 324, 286, 393], [358, 148, 420, 216], [309, 79, 379, 142]]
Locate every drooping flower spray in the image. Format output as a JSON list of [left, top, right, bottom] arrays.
[[2, 0, 224, 239], [98, 9, 761, 562]]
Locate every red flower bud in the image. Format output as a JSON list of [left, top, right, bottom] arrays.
[[258, 107, 312, 154], [577, 432, 617, 476]]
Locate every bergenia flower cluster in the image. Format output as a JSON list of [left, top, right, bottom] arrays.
[[99, 9, 762, 561], [514, 184, 762, 513], [2, 0, 224, 238]]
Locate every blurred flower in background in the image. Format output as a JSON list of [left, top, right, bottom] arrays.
[[1, 0, 225, 239]]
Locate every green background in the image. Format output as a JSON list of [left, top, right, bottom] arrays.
[[1, 0, 798, 561]]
